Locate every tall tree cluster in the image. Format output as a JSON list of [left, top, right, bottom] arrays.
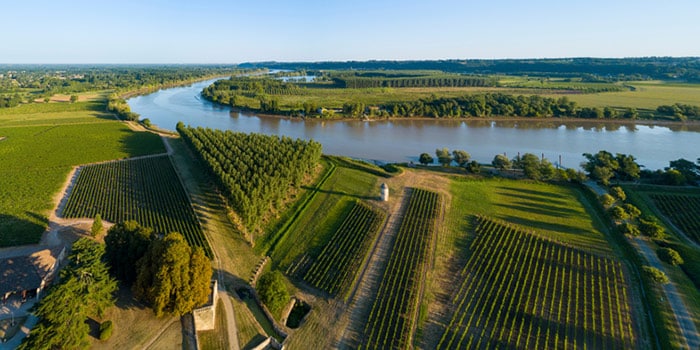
[[20, 239, 117, 350], [104, 222, 213, 317], [177, 125, 322, 234]]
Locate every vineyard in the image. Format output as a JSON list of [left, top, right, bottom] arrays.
[[303, 201, 386, 296], [437, 216, 637, 349], [649, 193, 700, 245], [62, 155, 212, 257], [361, 188, 441, 349], [177, 125, 322, 234]]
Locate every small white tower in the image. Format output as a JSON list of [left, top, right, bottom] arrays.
[[380, 183, 389, 202]]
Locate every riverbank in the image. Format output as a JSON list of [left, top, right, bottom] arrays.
[[231, 106, 700, 128]]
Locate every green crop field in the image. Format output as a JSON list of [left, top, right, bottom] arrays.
[[361, 188, 441, 349], [447, 178, 612, 255], [0, 103, 165, 246], [302, 201, 385, 297], [271, 162, 380, 269], [437, 216, 637, 349], [62, 155, 212, 256], [557, 82, 700, 110], [647, 193, 700, 245]]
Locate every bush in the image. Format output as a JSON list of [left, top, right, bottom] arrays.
[[618, 222, 640, 236], [608, 206, 629, 221], [467, 160, 481, 174], [599, 193, 615, 208], [610, 186, 626, 201], [99, 320, 113, 341], [639, 219, 665, 239], [256, 271, 289, 314], [657, 247, 684, 266], [643, 266, 669, 284]]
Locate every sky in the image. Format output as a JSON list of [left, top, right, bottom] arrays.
[[2, 0, 699, 63]]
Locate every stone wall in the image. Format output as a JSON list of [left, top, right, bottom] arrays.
[[193, 280, 218, 331]]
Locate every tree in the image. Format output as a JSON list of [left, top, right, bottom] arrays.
[[668, 158, 699, 184], [133, 232, 212, 317], [642, 266, 669, 284], [419, 153, 434, 166], [608, 206, 629, 221], [19, 238, 117, 350], [582, 151, 618, 185], [610, 186, 626, 201], [452, 150, 471, 167], [618, 222, 640, 236], [492, 154, 512, 170], [104, 221, 152, 285], [91, 213, 103, 237], [520, 153, 542, 180], [615, 153, 641, 181], [657, 247, 684, 266], [622, 203, 641, 219], [70, 95, 79, 103], [639, 219, 665, 239], [435, 148, 452, 166], [467, 160, 481, 173], [599, 194, 615, 208], [257, 271, 289, 314]]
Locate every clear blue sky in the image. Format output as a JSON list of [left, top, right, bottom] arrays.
[[2, 0, 699, 63]]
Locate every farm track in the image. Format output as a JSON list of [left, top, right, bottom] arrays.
[[337, 188, 411, 349], [586, 181, 699, 349], [633, 237, 700, 349]]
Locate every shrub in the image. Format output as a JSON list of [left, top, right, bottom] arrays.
[[610, 186, 626, 201], [618, 222, 640, 236], [599, 193, 615, 208], [256, 271, 289, 314], [99, 320, 113, 341], [657, 248, 684, 266], [639, 219, 665, 239], [608, 206, 629, 221], [643, 266, 669, 284]]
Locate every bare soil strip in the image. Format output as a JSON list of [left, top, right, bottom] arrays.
[[337, 188, 411, 349]]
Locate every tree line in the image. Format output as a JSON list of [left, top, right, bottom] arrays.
[[177, 124, 322, 235], [238, 57, 700, 82], [419, 147, 699, 187]]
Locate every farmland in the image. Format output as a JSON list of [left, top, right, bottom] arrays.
[[0, 101, 165, 246], [437, 216, 637, 349], [177, 124, 322, 238], [361, 188, 441, 349], [62, 155, 212, 256], [303, 200, 385, 297], [648, 193, 700, 245]]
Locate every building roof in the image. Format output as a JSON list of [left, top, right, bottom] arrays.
[[0, 248, 60, 295]]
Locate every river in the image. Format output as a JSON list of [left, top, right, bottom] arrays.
[[127, 78, 700, 170]]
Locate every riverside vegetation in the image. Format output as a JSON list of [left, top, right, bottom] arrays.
[[2, 63, 699, 349]]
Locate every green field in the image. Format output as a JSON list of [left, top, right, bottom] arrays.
[[446, 178, 612, 255], [272, 162, 380, 269], [0, 102, 165, 246], [437, 216, 637, 349], [362, 188, 441, 349], [558, 82, 700, 110], [62, 155, 212, 256]]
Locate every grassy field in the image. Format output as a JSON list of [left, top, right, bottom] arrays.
[[198, 299, 230, 350], [269, 162, 381, 270], [446, 178, 613, 255], [0, 102, 165, 246], [223, 77, 700, 116], [558, 82, 700, 110]]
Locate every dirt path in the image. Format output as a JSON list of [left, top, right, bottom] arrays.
[[163, 137, 243, 349], [633, 237, 700, 349], [337, 187, 411, 349]]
